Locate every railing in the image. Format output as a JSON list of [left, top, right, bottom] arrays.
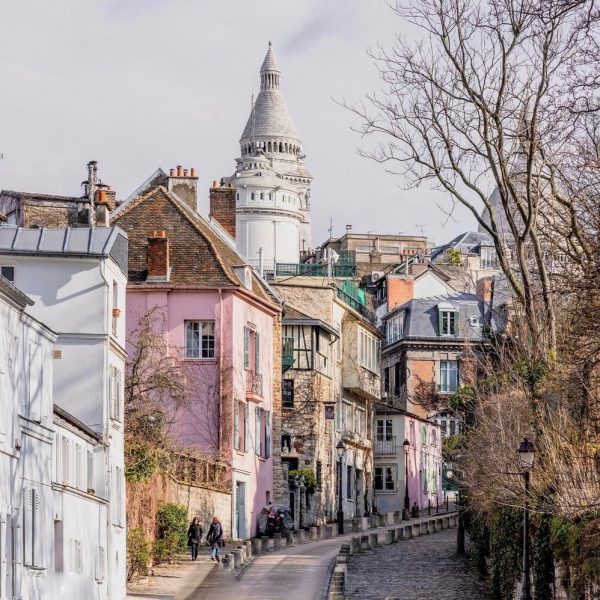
[[374, 436, 396, 456], [274, 262, 357, 278], [246, 371, 263, 399], [335, 287, 375, 321]]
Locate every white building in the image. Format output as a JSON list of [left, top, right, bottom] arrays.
[[0, 275, 56, 600], [225, 43, 313, 269], [0, 226, 128, 599]]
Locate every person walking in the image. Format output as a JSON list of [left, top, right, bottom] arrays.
[[206, 516, 224, 563], [187, 517, 203, 561]]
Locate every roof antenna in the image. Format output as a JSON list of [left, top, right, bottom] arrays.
[[328, 218, 334, 239]]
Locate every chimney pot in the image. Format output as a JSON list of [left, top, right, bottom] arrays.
[[169, 169, 175, 176], [183, 169, 188, 176], [176, 165, 182, 177], [190, 167, 196, 177], [212, 180, 218, 188]]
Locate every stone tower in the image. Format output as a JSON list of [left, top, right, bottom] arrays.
[[225, 43, 313, 271]]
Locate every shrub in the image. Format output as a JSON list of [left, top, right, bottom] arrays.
[[154, 502, 188, 563], [288, 468, 317, 493], [126, 528, 150, 582]]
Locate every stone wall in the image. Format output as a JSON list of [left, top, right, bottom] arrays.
[[271, 313, 287, 506], [127, 472, 232, 543]]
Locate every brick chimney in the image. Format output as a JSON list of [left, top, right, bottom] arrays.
[[147, 231, 170, 281], [476, 276, 493, 303], [209, 181, 236, 238], [387, 275, 414, 309], [167, 166, 199, 211]]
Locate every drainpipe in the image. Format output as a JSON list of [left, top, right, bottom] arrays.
[[218, 288, 224, 454]]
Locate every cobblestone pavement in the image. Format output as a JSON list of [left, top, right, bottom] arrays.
[[345, 528, 486, 600]]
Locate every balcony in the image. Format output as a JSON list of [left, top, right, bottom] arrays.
[[341, 430, 372, 450], [246, 371, 263, 402], [374, 437, 396, 456], [336, 286, 375, 321]]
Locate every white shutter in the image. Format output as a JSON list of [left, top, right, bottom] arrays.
[[95, 545, 105, 582], [116, 368, 122, 421], [244, 327, 250, 369], [75, 445, 82, 489], [0, 515, 4, 598], [23, 488, 32, 566], [32, 488, 41, 567], [87, 450, 95, 492], [254, 332, 260, 373]]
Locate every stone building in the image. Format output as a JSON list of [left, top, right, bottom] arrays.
[[273, 278, 381, 525], [215, 43, 313, 269]]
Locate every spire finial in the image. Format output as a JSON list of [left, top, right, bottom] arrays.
[[268, 40, 272, 47]]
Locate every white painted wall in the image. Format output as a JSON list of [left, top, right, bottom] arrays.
[[413, 272, 455, 299]]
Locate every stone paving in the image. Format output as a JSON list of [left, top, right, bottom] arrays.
[[345, 528, 486, 600]]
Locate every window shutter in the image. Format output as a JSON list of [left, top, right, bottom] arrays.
[[32, 488, 41, 567], [95, 545, 105, 582], [115, 369, 122, 420], [244, 327, 250, 369], [438, 310, 444, 336], [233, 403, 240, 451], [23, 487, 32, 566], [265, 410, 271, 459], [109, 367, 115, 419], [243, 402, 249, 453], [87, 450, 95, 492], [453, 311, 459, 337], [254, 332, 260, 374]]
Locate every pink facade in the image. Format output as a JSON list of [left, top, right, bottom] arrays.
[[126, 288, 277, 539]]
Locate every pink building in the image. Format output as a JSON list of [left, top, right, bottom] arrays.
[[112, 170, 281, 539]]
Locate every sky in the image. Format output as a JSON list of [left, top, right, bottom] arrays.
[[0, 0, 477, 248]]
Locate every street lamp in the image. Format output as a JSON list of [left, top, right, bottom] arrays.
[[518, 437, 535, 600], [336, 440, 346, 535], [402, 439, 411, 520]]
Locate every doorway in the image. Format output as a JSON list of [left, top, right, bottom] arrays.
[[235, 481, 247, 540]]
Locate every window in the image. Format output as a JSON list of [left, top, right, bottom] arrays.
[[376, 419, 393, 441], [282, 379, 294, 408], [1, 266, 15, 283], [234, 401, 248, 452], [383, 367, 390, 393], [281, 434, 291, 452], [260, 192, 264, 200], [346, 465, 353, 499], [356, 245, 372, 253], [439, 310, 458, 336], [394, 362, 401, 396], [355, 407, 365, 436], [316, 460, 322, 489], [381, 246, 399, 254], [439, 360, 459, 393], [374, 465, 396, 492], [386, 314, 403, 344], [251, 192, 255, 201], [342, 402, 354, 432], [112, 281, 118, 336], [244, 326, 260, 372], [358, 328, 379, 373], [185, 321, 215, 359], [109, 366, 122, 421], [480, 246, 498, 269]]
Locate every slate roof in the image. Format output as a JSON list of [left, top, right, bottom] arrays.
[[111, 186, 279, 309], [430, 231, 494, 261], [384, 293, 489, 341], [0, 190, 87, 204]]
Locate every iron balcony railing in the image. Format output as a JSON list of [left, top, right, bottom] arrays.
[[374, 436, 396, 456], [335, 287, 375, 321], [282, 337, 294, 371], [246, 371, 263, 399]]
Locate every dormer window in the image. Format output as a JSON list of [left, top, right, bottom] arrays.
[[438, 302, 458, 336]]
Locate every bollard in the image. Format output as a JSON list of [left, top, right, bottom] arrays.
[[378, 514, 386, 527], [449, 515, 456, 527], [435, 518, 443, 532], [396, 527, 404, 542], [394, 511, 402, 524], [428, 498, 431, 516], [360, 534, 370, 551], [325, 525, 333, 539], [273, 533, 282, 550], [316, 525, 324, 540], [261, 536, 269, 553], [251, 538, 261, 556], [360, 517, 369, 531], [309, 527, 318, 542], [350, 536, 361, 555], [412, 523, 420, 538], [352, 519, 360, 533], [386, 512, 395, 526], [404, 525, 412, 540], [420, 522, 428, 536], [370, 533, 379, 548], [237, 544, 246, 563], [221, 555, 232, 569], [226, 553, 235, 571], [387, 529, 396, 544], [244, 540, 252, 560], [232, 549, 242, 569], [285, 530, 293, 547], [427, 520, 435, 534], [442, 516, 449, 529], [384, 531, 393, 545]]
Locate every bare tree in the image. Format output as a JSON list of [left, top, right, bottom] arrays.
[[345, 0, 600, 365]]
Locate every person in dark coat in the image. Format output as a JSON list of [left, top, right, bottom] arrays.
[[187, 517, 203, 561], [206, 516, 224, 562]]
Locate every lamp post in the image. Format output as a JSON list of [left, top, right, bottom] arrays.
[[518, 437, 535, 600], [402, 439, 411, 520], [447, 469, 465, 555], [336, 440, 346, 535]]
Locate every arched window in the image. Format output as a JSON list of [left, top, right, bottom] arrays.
[[284, 143, 288, 153], [251, 192, 255, 201], [267, 142, 272, 152], [260, 192, 264, 200], [279, 142, 283, 152]]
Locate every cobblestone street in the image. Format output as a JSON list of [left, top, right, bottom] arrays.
[[345, 528, 486, 600]]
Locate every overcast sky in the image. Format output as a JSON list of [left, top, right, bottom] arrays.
[[0, 0, 477, 247]]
